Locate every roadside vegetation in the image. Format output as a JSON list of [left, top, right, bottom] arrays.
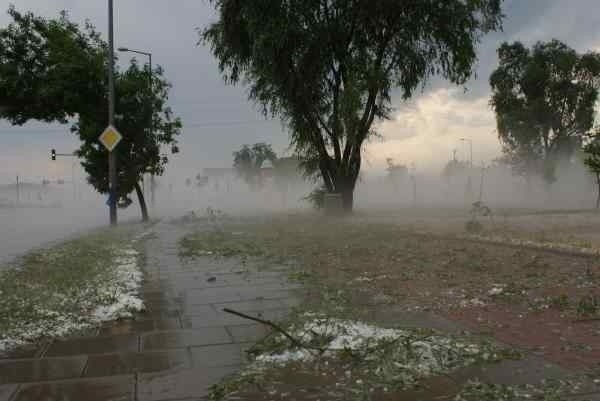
[[0, 226, 148, 354]]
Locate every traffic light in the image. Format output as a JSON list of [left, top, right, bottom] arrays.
[[51, 149, 56, 161]]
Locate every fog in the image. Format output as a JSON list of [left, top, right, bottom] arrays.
[[1, 1, 599, 265], [356, 159, 599, 211], [0, 182, 140, 264], [1, 151, 598, 265]]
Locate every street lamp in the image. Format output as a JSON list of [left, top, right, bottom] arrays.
[[460, 138, 473, 168], [117, 46, 155, 206]]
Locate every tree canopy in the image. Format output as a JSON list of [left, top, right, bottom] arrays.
[[203, 0, 503, 210], [74, 60, 181, 220], [0, 7, 181, 220], [490, 40, 600, 184], [233, 142, 277, 189], [0, 6, 105, 124]]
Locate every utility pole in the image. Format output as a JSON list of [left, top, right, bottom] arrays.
[[461, 138, 474, 203], [410, 163, 417, 208], [479, 162, 488, 202], [108, 0, 117, 225], [16, 175, 19, 203], [148, 53, 154, 208]]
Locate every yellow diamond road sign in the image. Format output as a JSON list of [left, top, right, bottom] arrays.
[[99, 125, 123, 152]]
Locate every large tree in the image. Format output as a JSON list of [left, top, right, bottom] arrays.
[[490, 40, 600, 184], [0, 7, 181, 221], [202, 0, 503, 211], [74, 60, 181, 221]]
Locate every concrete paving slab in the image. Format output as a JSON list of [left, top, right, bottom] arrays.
[[13, 375, 134, 401], [213, 298, 287, 312], [182, 308, 291, 329], [98, 318, 182, 336], [0, 385, 18, 401], [226, 324, 272, 343], [189, 343, 246, 368], [84, 350, 191, 377], [0, 356, 87, 384], [185, 286, 294, 305], [0, 346, 42, 361], [44, 335, 140, 357], [141, 329, 232, 351]]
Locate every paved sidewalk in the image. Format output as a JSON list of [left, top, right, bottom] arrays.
[[0, 221, 300, 401], [2, 219, 599, 401]]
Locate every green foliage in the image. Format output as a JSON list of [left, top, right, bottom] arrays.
[[178, 230, 265, 259], [203, 0, 503, 210], [304, 185, 328, 209], [490, 40, 600, 183], [576, 294, 600, 318], [233, 143, 277, 189], [74, 60, 182, 201], [466, 201, 493, 233], [550, 294, 570, 311], [0, 7, 181, 219], [0, 6, 105, 124]]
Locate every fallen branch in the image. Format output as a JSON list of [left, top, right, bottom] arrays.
[[222, 308, 324, 352]]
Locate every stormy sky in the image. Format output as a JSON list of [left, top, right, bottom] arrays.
[[1, 0, 600, 185]]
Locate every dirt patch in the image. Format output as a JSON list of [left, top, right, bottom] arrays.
[[446, 303, 600, 370]]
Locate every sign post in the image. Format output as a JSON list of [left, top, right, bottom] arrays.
[[107, 0, 117, 225], [99, 124, 122, 224], [99, 125, 123, 152]]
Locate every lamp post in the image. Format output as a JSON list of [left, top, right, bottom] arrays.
[[117, 46, 154, 206], [460, 138, 474, 203], [460, 138, 473, 168]]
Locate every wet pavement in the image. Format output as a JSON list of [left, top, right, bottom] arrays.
[[1, 219, 600, 400], [0, 221, 300, 401]]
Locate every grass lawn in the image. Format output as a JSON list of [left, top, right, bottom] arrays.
[[177, 213, 600, 401], [0, 225, 148, 353]]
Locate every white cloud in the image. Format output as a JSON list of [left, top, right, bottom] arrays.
[[364, 88, 501, 174]]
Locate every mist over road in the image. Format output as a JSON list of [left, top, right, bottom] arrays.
[[0, 202, 139, 264]]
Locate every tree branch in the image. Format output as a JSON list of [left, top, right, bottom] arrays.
[[223, 308, 324, 352]]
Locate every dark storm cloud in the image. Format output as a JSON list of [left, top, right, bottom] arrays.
[[1, 1, 599, 182]]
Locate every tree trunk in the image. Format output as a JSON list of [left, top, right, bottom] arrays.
[[596, 175, 600, 210], [341, 185, 354, 211], [134, 181, 149, 222]]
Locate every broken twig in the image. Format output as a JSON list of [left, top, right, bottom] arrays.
[[222, 307, 324, 352]]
